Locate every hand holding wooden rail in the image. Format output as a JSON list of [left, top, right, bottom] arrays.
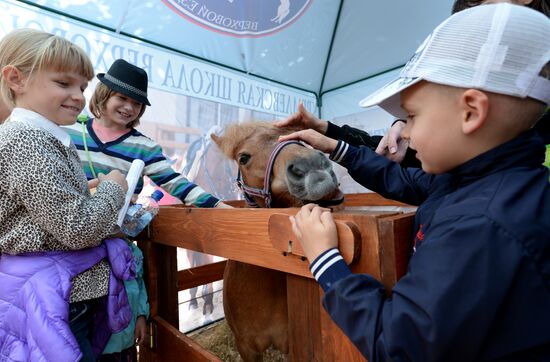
[[268, 213, 361, 264]]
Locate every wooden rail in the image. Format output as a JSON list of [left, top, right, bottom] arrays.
[[137, 193, 415, 361], [177, 260, 227, 291]]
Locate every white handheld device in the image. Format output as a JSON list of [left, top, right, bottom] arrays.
[[116, 159, 145, 227]]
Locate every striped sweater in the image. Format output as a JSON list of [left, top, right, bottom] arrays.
[[64, 118, 220, 208]]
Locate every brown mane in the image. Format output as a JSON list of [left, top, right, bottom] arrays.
[[214, 121, 299, 160]]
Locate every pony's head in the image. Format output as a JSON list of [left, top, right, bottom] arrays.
[[211, 121, 343, 208]]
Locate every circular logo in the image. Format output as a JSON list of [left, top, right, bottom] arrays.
[[162, 0, 312, 37]]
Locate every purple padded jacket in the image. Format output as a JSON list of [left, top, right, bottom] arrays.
[[0, 238, 135, 362]]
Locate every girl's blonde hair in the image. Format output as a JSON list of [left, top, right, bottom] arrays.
[[89, 82, 145, 128], [0, 28, 94, 108]]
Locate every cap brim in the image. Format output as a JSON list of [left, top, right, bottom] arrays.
[[358, 77, 422, 119]]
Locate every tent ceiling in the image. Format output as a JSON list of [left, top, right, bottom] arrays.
[[21, 0, 454, 96]]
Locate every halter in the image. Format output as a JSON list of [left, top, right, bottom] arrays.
[[236, 140, 304, 208]]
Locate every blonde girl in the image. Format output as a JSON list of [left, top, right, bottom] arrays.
[[0, 29, 129, 362]]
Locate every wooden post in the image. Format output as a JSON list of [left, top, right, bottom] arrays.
[[286, 274, 323, 361], [138, 237, 179, 361], [156, 243, 179, 328], [139, 235, 179, 328]]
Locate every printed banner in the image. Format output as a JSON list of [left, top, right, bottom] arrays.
[[0, 0, 317, 116]]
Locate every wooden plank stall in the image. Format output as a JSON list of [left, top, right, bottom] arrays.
[[137, 193, 415, 361]]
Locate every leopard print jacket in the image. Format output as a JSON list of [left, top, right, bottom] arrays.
[[0, 121, 125, 302]]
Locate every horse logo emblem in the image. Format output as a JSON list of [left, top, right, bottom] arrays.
[[162, 0, 312, 37]]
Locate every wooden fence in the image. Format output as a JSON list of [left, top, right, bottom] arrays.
[[137, 193, 415, 361]]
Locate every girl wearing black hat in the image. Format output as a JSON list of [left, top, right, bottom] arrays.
[[65, 58, 230, 212], [64, 59, 230, 361]]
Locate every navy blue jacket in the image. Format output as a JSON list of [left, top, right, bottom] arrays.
[[312, 130, 550, 361]]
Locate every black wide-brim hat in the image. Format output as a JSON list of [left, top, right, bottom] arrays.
[[97, 59, 151, 106]]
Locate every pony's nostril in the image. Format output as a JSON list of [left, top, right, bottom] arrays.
[[287, 163, 305, 178]]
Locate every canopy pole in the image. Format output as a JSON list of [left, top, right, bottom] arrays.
[[115, 0, 132, 34], [317, 0, 344, 119]]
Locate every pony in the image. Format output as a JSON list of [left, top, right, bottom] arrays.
[[211, 120, 343, 361]]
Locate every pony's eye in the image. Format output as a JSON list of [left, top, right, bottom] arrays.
[[238, 154, 251, 165]]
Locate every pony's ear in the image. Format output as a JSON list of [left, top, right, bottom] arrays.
[[210, 133, 224, 152], [211, 133, 229, 157]]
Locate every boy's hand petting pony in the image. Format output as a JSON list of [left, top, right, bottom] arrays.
[[278, 128, 338, 154], [273, 102, 329, 134]]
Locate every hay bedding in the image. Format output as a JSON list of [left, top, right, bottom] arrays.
[[189, 319, 287, 361]]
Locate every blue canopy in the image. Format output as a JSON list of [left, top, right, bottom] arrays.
[[1, 0, 455, 201], [8, 0, 454, 120]]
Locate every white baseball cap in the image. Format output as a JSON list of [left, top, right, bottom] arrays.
[[359, 3, 550, 119]]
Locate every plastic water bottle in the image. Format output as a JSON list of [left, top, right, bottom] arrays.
[[120, 190, 164, 237]]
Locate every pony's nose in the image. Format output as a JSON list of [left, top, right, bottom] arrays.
[[286, 151, 331, 181], [285, 151, 338, 201]]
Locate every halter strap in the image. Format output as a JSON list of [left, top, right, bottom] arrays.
[[236, 140, 304, 208]]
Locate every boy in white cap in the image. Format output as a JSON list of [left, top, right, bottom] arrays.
[[279, 3, 550, 361]]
